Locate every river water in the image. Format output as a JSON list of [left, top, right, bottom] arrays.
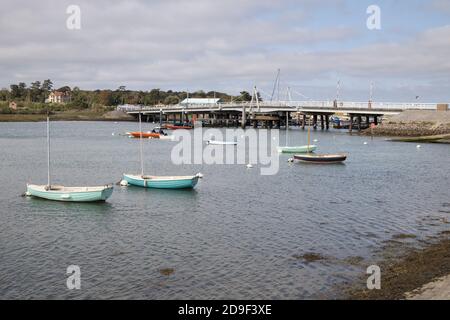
[[0, 121, 449, 299]]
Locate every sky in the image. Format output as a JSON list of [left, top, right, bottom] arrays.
[[1, 0, 450, 102]]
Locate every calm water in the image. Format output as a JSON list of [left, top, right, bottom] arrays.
[[0, 121, 449, 299]]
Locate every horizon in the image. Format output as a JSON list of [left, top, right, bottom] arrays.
[[1, 0, 450, 102]]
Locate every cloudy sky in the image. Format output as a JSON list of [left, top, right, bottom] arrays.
[[1, 0, 450, 101]]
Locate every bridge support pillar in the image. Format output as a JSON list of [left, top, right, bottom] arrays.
[[320, 115, 325, 130], [302, 114, 306, 130], [374, 116, 378, 125], [313, 115, 318, 130], [326, 115, 330, 130], [241, 107, 246, 129], [357, 116, 362, 131], [349, 115, 353, 133], [286, 111, 289, 130]]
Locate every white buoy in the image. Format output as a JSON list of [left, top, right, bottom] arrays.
[[417, 145, 421, 149], [288, 158, 294, 163], [196, 173, 204, 179], [112, 133, 115, 136], [313, 139, 318, 142], [246, 164, 253, 169], [363, 142, 368, 145], [120, 180, 129, 187]]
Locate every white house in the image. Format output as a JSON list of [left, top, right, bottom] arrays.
[[46, 90, 71, 104]]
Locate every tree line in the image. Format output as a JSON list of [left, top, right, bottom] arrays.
[[0, 80, 255, 110]]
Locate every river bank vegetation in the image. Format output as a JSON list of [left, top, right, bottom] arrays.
[[0, 80, 253, 118]]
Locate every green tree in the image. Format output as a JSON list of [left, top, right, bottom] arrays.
[[239, 91, 252, 102], [30, 81, 42, 102], [163, 95, 179, 105], [0, 88, 9, 101]]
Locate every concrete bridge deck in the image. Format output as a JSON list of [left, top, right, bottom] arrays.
[[122, 101, 446, 132]]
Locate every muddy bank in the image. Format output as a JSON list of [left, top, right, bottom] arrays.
[[366, 122, 450, 137], [346, 233, 450, 300], [363, 110, 450, 137], [0, 110, 134, 122]]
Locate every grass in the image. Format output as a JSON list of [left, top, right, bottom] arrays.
[[0, 109, 125, 122]]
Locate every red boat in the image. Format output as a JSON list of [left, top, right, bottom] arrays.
[[165, 124, 193, 130], [129, 132, 161, 139]]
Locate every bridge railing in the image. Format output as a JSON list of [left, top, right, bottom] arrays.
[[119, 101, 440, 112]]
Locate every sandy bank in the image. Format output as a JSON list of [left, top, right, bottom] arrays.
[[406, 275, 450, 300], [366, 110, 450, 137]]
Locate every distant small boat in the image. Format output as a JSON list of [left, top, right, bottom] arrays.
[[279, 104, 316, 153], [294, 153, 347, 164], [26, 116, 114, 202], [277, 145, 317, 153], [207, 140, 237, 145], [166, 124, 193, 130], [122, 174, 199, 189], [129, 131, 160, 139]]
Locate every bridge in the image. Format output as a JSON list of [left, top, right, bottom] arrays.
[[122, 100, 445, 132]]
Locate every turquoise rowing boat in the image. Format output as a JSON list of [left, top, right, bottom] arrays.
[[122, 174, 199, 189], [277, 145, 317, 153], [122, 113, 200, 190], [27, 184, 114, 202], [25, 116, 114, 203]]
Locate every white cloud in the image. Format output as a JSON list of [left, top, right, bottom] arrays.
[[0, 0, 449, 101]]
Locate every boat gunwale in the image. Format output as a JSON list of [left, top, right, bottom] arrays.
[[27, 184, 113, 193]]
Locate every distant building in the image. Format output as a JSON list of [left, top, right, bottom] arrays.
[[180, 98, 221, 106], [46, 90, 71, 104], [9, 101, 17, 110]]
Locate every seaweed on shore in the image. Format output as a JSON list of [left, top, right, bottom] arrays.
[[345, 236, 450, 300]]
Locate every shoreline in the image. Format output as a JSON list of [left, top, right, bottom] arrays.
[[363, 110, 450, 139], [346, 231, 450, 300], [0, 110, 135, 122]]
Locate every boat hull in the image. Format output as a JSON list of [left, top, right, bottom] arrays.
[[166, 125, 193, 130], [129, 132, 160, 139], [294, 154, 347, 164], [26, 184, 114, 202], [123, 174, 199, 189], [207, 140, 237, 145], [277, 145, 317, 153]]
